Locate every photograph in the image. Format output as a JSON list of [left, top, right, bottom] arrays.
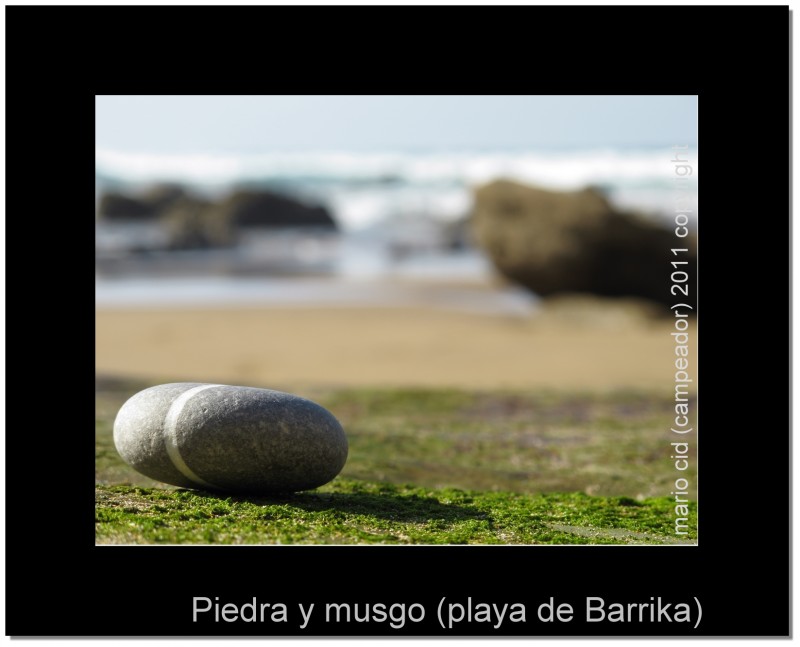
[[4, 3, 788, 639], [95, 94, 698, 546]]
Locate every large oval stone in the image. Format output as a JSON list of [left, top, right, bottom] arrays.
[[113, 383, 348, 493]]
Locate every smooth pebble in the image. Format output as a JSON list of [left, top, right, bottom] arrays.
[[113, 383, 348, 493]]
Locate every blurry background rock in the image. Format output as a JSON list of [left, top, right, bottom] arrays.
[[98, 183, 186, 219], [218, 189, 337, 229], [96, 184, 340, 275], [472, 180, 697, 309]]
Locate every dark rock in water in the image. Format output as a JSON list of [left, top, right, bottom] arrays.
[[472, 180, 696, 308], [99, 183, 187, 220], [113, 383, 348, 494], [98, 192, 158, 219], [218, 189, 337, 229]]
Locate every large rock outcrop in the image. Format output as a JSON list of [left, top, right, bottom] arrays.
[[472, 180, 696, 308]]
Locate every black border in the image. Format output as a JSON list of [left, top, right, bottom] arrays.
[[5, 5, 789, 637]]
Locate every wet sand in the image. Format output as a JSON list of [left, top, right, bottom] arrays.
[[95, 300, 696, 392]]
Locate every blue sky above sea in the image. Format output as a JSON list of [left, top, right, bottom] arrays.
[[96, 95, 698, 154]]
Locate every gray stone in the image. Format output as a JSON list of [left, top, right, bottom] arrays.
[[113, 383, 348, 494]]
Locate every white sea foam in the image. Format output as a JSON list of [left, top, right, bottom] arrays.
[[96, 148, 694, 185]]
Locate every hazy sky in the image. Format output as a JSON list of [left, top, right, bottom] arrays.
[[96, 95, 697, 153]]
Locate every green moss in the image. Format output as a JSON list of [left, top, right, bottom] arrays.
[[319, 388, 696, 499], [95, 480, 696, 545], [96, 379, 697, 544]]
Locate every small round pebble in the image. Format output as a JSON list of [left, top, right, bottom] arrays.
[[113, 383, 348, 493]]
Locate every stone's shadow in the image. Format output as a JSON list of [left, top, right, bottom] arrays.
[[186, 489, 487, 524]]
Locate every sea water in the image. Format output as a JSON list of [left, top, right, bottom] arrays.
[[95, 147, 697, 312]]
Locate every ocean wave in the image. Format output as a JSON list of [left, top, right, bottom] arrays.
[[96, 148, 697, 230], [96, 148, 696, 186]]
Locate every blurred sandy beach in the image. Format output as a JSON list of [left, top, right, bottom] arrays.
[[95, 97, 697, 395], [96, 283, 692, 391]]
